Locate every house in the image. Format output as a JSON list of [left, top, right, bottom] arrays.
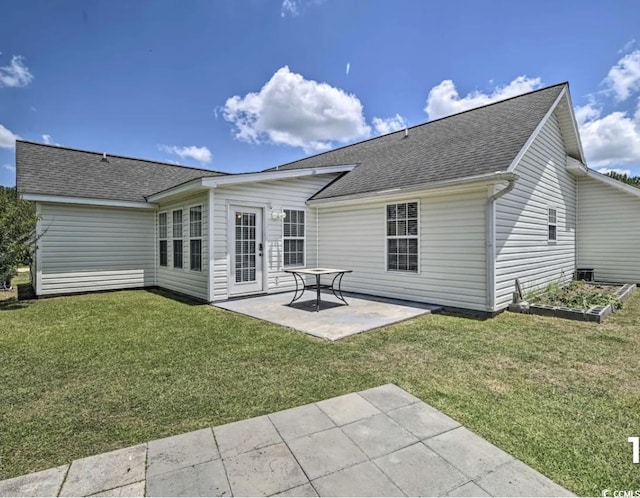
[[15, 82, 640, 315]]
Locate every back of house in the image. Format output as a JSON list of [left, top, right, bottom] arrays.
[[16, 82, 640, 315]]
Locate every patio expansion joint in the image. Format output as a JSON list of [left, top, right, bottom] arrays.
[[55, 463, 71, 497], [265, 412, 320, 497], [211, 426, 234, 497]]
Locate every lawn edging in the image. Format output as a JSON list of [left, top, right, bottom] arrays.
[[509, 282, 636, 323]]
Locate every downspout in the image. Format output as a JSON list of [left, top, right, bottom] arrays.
[[486, 177, 517, 312], [316, 206, 319, 267]]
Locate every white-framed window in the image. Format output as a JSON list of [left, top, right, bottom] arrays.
[[386, 201, 419, 272], [283, 209, 305, 267], [158, 212, 168, 267], [172, 209, 183, 269], [189, 205, 203, 272], [548, 207, 557, 241]]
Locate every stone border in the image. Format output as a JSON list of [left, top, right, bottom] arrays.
[[508, 283, 636, 323]]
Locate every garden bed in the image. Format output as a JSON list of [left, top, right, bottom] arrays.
[[509, 281, 636, 323]]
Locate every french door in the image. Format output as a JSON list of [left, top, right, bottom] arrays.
[[229, 206, 264, 295]]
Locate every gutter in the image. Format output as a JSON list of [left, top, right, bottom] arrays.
[[485, 175, 518, 311], [307, 171, 518, 206]]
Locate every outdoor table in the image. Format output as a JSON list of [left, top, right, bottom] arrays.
[[284, 268, 353, 312]]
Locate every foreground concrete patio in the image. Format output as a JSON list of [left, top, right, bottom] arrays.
[[214, 291, 441, 340], [0, 385, 573, 497]]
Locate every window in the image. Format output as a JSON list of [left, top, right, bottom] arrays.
[[548, 208, 557, 241], [158, 212, 167, 267], [283, 209, 305, 267], [172, 210, 183, 269], [173, 210, 183, 238], [173, 240, 183, 268], [386, 202, 418, 272], [190, 206, 202, 271]]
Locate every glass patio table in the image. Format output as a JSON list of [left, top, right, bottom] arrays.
[[284, 268, 353, 312]]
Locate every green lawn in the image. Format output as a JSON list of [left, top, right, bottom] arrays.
[[1, 278, 639, 495]]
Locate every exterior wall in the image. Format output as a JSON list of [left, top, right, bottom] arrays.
[[577, 176, 640, 283], [212, 175, 338, 300], [37, 203, 155, 295], [316, 187, 489, 311], [156, 192, 209, 301], [494, 112, 577, 309]]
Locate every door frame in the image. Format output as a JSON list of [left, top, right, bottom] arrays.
[[227, 202, 267, 296]]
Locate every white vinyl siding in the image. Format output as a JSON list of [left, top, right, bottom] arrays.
[[317, 187, 488, 311], [156, 193, 209, 300], [37, 203, 155, 295], [212, 174, 338, 300], [494, 111, 577, 309], [577, 176, 640, 283]]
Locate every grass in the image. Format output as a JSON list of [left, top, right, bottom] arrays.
[[1, 278, 639, 495]]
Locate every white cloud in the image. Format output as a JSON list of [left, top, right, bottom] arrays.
[[3, 163, 15, 172], [346, 62, 350, 76], [281, 0, 325, 17], [424, 76, 543, 120], [42, 134, 60, 146], [158, 144, 212, 164], [619, 39, 636, 54], [597, 167, 632, 176], [223, 66, 371, 153], [604, 50, 640, 102], [576, 101, 640, 167], [372, 114, 407, 135], [281, 0, 300, 16], [0, 55, 33, 88], [0, 123, 20, 148]]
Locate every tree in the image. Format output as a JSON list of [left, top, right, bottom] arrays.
[[0, 187, 38, 290], [605, 171, 640, 189]]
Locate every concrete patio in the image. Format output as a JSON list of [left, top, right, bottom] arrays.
[[213, 291, 441, 340], [0, 385, 573, 497]]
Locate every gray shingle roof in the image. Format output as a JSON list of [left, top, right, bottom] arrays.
[[16, 142, 226, 203], [271, 83, 566, 200], [16, 83, 566, 205]]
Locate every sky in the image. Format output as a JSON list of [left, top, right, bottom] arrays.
[[1, 0, 640, 187]]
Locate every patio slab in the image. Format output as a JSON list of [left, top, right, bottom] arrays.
[[213, 291, 441, 340], [0, 384, 574, 497]]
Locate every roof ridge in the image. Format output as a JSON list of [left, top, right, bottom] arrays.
[[16, 140, 228, 175], [263, 81, 568, 171]]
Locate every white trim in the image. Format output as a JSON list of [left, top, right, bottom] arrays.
[[203, 165, 355, 187], [171, 208, 185, 270], [384, 200, 420, 274], [281, 207, 307, 270], [507, 87, 567, 173], [307, 172, 518, 206], [585, 169, 640, 198], [208, 189, 215, 302], [21, 193, 157, 209], [227, 203, 267, 296], [562, 87, 587, 163], [35, 202, 42, 296], [146, 165, 355, 203]]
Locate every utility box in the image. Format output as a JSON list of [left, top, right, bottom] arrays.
[[576, 268, 595, 282]]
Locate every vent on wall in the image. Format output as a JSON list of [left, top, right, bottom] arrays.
[[576, 268, 595, 282]]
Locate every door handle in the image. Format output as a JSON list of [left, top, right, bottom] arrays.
[[259, 243, 263, 256]]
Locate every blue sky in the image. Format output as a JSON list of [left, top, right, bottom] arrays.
[[2, 0, 640, 187]]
